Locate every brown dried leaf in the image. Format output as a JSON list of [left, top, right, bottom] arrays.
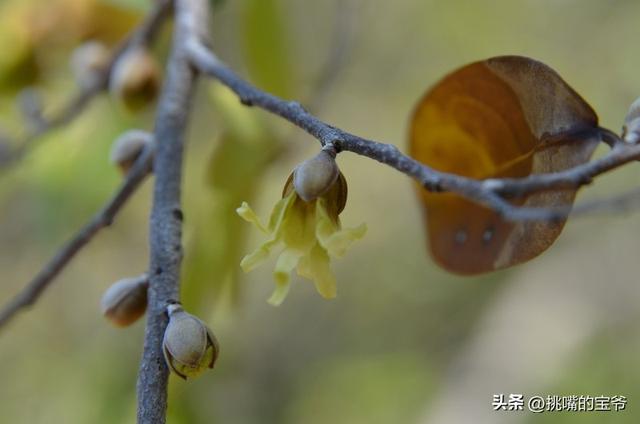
[[409, 56, 601, 274]]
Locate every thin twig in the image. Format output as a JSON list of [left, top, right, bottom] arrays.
[[136, 0, 207, 422], [0, 0, 172, 172], [0, 148, 153, 330], [186, 40, 640, 222]]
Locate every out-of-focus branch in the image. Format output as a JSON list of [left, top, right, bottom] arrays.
[[186, 39, 640, 222], [0, 0, 172, 172], [0, 147, 153, 330], [136, 0, 207, 422]]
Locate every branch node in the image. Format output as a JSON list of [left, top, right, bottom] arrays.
[[482, 178, 506, 192], [321, 142, 338, 157], [287, 100, 305, 113], [423, 178, 443, 192], [239, 96, 254, 106]]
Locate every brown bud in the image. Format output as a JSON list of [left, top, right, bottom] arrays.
[[293, 147, 339, 202], [109, 130, 153, 173], [100, 275, 148, 327], [109, 46, 160, 112], [70, 41, 110, 89], [162, 304, 219, 380]]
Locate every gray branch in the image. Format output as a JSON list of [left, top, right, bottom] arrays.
[[186, 40, 640, 222], [136, 0, 207, 422]]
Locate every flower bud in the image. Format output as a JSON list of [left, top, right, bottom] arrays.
[[293, 148, 339, 202], [283, 169, 348, 217], [109, 46, 160, 112], [163, 304, 219, 380], [70, 41, 110, 89], [100, 274, 148, 327], [109, 130, 153, 173]]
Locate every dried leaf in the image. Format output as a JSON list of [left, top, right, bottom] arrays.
[[409, 56, 601, 274]]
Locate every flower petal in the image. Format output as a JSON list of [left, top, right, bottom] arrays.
[[236, 202, 268, 234], [324, 224, 368, 258], [315, 198, 367, 258], [268, 191, 296, 232], [238, 193, 298, 273], [239, 239, 279, 272], [281, 196, 317, 251], [297, 243, 336, 299], [315, 197, 339, 238], [269, 248, 304, 305]]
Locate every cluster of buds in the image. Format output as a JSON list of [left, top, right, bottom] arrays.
[[100, 277, 219, 380]]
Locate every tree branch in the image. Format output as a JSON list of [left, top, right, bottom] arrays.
[[0, 0, 172, 172], [136, 0, 207, 422], [0, 0, 173, 330], [0, 147, 153, 330], [186, 40, 640, 222]]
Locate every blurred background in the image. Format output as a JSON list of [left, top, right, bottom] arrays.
[[1, 0, 640, 423]]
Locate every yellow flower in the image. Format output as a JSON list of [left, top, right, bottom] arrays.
[[237, 173, 366, 305]]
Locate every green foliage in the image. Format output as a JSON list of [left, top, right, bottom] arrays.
[[242, 0, 295, 97]]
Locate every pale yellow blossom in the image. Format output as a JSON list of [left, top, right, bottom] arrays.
[[237, 174, 366, 305]]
